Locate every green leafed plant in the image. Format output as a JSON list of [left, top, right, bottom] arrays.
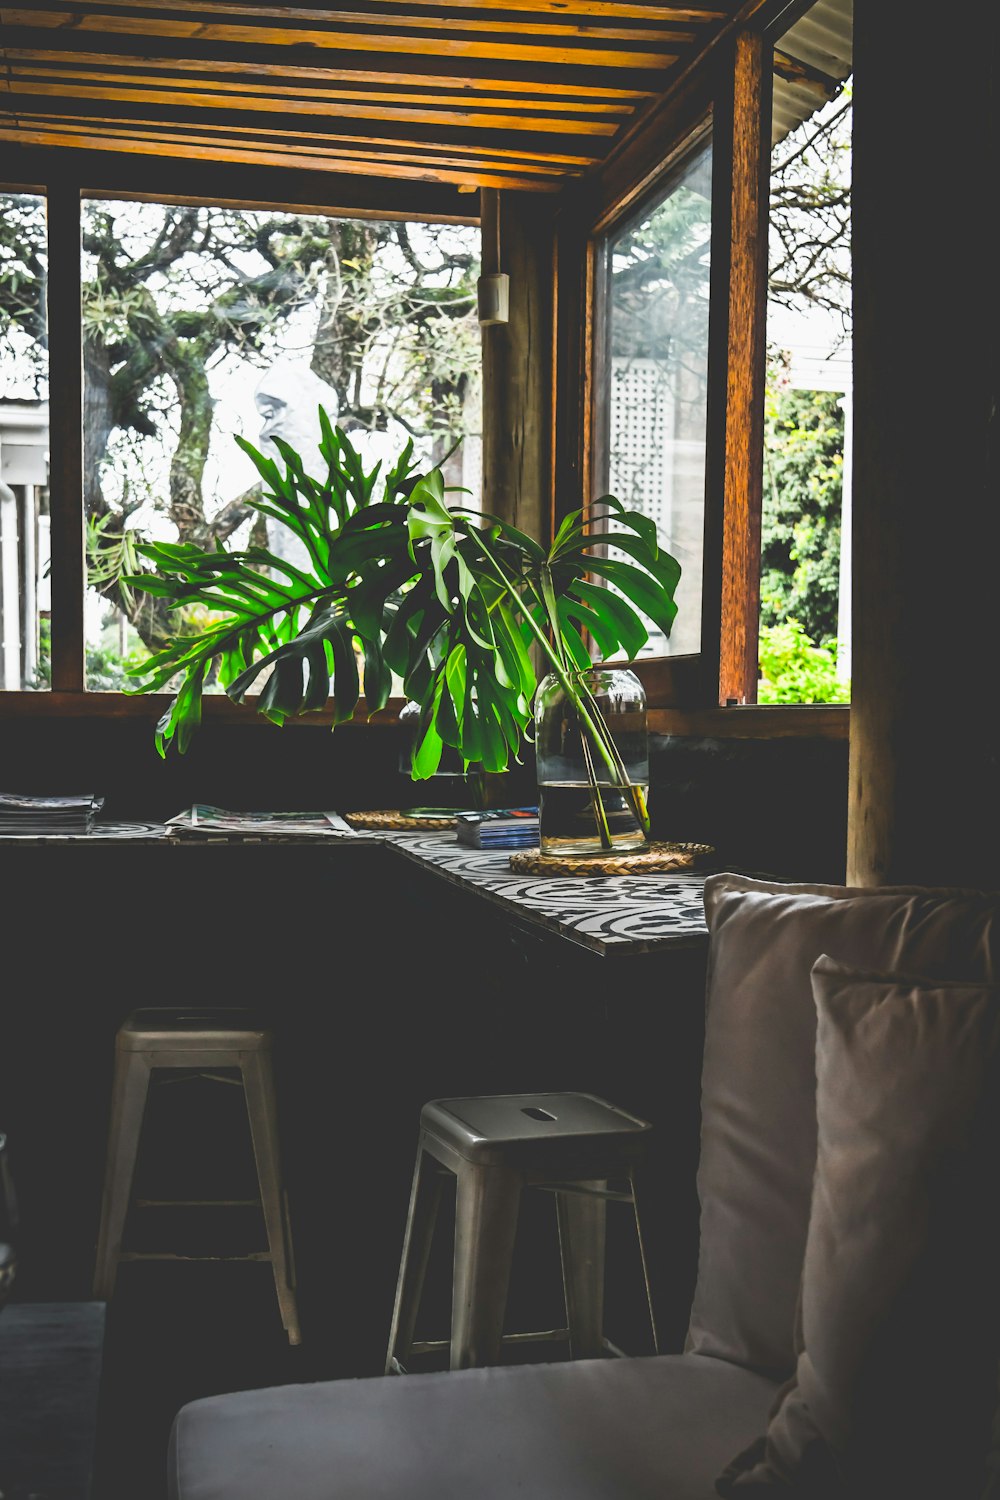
[[124, 416, 680, 845]]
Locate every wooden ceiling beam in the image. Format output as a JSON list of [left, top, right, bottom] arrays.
[[7, 108, 593, 171], [2, 92, 611, 160], [16, 0, 727, 20], [4, 53, 636, 111], [2, 27, 675, 94], [0, 120, 566, 189], [2, 45, 656, 99], [3, 74, 627, 136], [0, 138, 482, 219], [37, 11, 700, 45], [4, 0, 713, 40], [4, 13, 681, 70]]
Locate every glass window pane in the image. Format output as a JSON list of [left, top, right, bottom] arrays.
[[759, 3, 852, 704], [601, 142, 712, 658], [0, 191, 50, 692], [80, 201, 481, 692]]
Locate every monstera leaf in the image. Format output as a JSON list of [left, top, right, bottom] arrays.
[[125, 415, 681, 814]]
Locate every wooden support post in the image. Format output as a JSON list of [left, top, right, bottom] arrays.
[[479, 188, 556, 545], [45, 180, 86, 693], [847, 0, 999, 887], [717, 31, 771, 708]]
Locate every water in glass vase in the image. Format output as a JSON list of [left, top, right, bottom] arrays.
[[539, 781, 649, 856]]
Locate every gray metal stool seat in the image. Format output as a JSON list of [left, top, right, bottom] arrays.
[[93, 1007, 300, 1344], [386, 1091, 657, 1373]]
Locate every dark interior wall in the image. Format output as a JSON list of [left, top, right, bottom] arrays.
[[649, 732, 849, 884], [1, 713, 848, 879], [847, 0, 1000, 888], [0, 714, 417, 823]]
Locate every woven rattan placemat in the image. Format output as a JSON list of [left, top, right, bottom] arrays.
[[344, 809, 459, 831], [508, 840, 714, 876]]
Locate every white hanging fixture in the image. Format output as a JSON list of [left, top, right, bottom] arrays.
[[477, 188, 509, 325]]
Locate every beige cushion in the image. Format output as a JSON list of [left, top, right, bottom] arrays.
[[718, 956, 1000, 1498], [168, 1353, 778, 1500], [686, 874, 999, 1377]]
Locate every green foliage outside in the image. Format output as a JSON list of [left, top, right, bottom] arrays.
[[32, 619, 149, 692], [757, 619, 844, 704], [759, 379, 848, 702], [761, 379, 844, 644]]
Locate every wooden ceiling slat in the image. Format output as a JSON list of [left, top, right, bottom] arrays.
[[4, 12, 682, 69], [7, 106, 596, 167], [4, 29, 670, 95], [0, 120, 567, 189], [51, 9, 701, 45], [19, 0, 727, 20], [2, 46, 655, 100], [4, 70, 628, 134], [3, 0, 711, 41]]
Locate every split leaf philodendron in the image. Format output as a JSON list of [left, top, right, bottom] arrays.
[[124, 414, 681, 850]]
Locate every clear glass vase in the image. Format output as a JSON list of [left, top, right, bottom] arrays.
[[397, 699, 488, 810], [534, 666, 649, 856]]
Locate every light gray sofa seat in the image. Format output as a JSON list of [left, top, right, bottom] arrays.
[[168, 1353, 778, 1500], [167, 876, 1000, 1499]]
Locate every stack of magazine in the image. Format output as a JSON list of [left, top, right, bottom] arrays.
[[455, 807, 539, 850], [0, 791, 105, 835]]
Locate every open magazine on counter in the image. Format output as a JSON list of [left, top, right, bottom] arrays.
[[163, 805, 359, 840]]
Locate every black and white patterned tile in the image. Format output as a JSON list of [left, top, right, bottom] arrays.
[[382, 831, 709, 954], [0, 818, 171, 843]]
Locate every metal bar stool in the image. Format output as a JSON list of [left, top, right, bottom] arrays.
[[93, 1007, 300, 1345], [386, 1091, 658, 1373]]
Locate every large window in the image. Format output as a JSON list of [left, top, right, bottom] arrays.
[[79, 200, 481, 691], [758, 5, 852, 704], [0, 192, 50, 692], [596, 142, 712, 660], [1, 186, 480, 696]]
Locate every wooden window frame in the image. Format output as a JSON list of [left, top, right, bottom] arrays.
[[587, 114, 717, 711], [560, 16, 848, 739], [0, 144, 477, 726]]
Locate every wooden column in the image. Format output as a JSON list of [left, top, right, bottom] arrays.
[[479, 188, 556, 545], [847, 0, 999, 887], [717, 32, 771, 707], [45, 179, 86, 692]]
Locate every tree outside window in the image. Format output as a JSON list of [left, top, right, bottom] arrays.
[[1, 196, 481, 691], [760, 64, 852, 705]]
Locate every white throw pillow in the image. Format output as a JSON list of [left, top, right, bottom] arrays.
[[687, 874, 1000, 1377], [717, 956, 1000, 1499]]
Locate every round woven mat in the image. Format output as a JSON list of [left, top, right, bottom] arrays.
[[508, 840, 714, 876], [345, 809, 459, 831]]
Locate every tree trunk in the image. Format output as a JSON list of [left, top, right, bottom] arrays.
[[83, 337, 114, 518]]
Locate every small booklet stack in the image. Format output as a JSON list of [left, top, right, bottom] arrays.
[[455, 806, 539, 850], [0, 791, 105, 835]]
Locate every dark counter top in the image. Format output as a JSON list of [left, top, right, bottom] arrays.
[[0, 819, 710, 956]]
